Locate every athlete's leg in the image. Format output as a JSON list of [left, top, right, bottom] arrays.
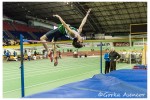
[[53, 43, 58, 66], [48, 49, 53, 62], [40, 35, 49, 52], [40, 28, 62, 52]]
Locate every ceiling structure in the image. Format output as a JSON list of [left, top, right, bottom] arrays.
[[3, 2, 147, 35]]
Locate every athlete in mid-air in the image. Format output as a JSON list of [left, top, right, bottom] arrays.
[[40, 8, 92, 66]]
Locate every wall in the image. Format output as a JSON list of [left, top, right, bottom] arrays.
[[29, 20, 54, 29]]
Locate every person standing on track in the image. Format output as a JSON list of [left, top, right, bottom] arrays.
[[109, 47, 121, 71], [6, 50, 10, 61], [27, 50, 32, 61], [104, 48, 110, 74]]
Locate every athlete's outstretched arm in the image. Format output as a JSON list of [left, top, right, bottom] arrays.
[[53, 15, 75, 36], [78, 8, 91, 34], [51, 39, 58, 65]]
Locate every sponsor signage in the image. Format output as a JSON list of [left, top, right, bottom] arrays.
[[133, 41, 147, 46], [113, 42, 130, 46], [96, 42, 112, 47]]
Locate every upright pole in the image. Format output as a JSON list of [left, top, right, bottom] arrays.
[[143, 37, 144, 48], [129, 34, 132, 66], [100, 42, 102, 74], [20, 34, 25, 97]]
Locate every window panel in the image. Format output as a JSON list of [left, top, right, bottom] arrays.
[[130, 14, 136, 18], [132, 8, 140, 13], [93, 8, 99, 12], [134, 13, 141, 18], [118, 10, 124, 14], [122, 9, 128, 14], [141, 13, 147, 17], [137, 2, 144, 7], [111, 11, 118, 14], [124, 15, 130, 18], [139, 7, 146, 12], [128, 8, 133, 13], [130, 3, 138, 7], [119, 4, 125, 9], [109, 6, 115, 9]]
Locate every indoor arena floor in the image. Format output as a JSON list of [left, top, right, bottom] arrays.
[[3, 57, 134, 98]]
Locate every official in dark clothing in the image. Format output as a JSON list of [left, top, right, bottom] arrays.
[[34, 50, 37, 56], [104, 49, 110, 74], [109, 47, 121, 71]]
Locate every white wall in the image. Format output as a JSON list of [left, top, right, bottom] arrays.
[[105, 36, 129, 39], [29, 20, 54, 29], [133, 41, 147, 46]]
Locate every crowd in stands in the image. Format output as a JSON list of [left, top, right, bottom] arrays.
[[3, 48, 63, 62], [118, 49, 142, 64], [3, 48, 89, 62], [3, 20, 72, 46], [3, 49, 18, 61], [3, 20, 48, 33], [3, 20, 49, 46]]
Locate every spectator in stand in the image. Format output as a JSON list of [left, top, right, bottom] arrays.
[[84, 54, 87, 58], [67, 49, 69, 52], [13, 51, 17, 57], [74, 50, 77, 54], [73, 50, 78, 58], [33, 55, 37, 60], [79, 54, 82, 58], [42, 49, 45, 55], [104, 49, 110, 74], [24, 49, 27, 54], [12, 51, 18, 61], [70, 49, 72, 52], [4, 49, 6, 55], [109, 47, 121, 71], [34, 50, 37, 56], [27, 50, 32, 61], [6, 50, 10, 61]]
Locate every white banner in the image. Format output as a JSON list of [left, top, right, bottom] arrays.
[[94, 42, 113, 47], [133, 41, 147, 46], [84, 43, 91, 47]]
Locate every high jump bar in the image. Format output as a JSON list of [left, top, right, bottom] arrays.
[[23, 38, 147, 44], [23, 39, 65, 44]]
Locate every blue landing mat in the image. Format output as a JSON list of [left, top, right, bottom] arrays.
[[25, 69, 147, 98]]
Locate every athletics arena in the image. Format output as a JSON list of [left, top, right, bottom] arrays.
[[3, 2, 147, 98]]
